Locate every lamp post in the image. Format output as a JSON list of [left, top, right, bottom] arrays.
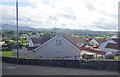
[[16, 0, 19, 64]]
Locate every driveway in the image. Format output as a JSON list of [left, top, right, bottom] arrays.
[[13, 48, 36, 58]]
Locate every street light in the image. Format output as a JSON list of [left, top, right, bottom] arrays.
[[16, 0, 19, 64]]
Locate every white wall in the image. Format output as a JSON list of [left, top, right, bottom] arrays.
[[99, 39, 118, 53], [35, 34, 81, 59], [81, 50, 96, 55], [89, 39, 99, 46], [28, 39, 34, 47], [81, 50, 102, 58]]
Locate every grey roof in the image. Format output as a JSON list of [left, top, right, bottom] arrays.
[[31, 34, 53, 44], [31, 38, 42, 44], [95, 38, 107, 44], [111, 38, 120, 44], [105, 43, 118, 50], [40, 34, 52, 44]]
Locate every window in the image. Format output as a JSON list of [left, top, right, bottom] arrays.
[[56, 40, 62, 46]]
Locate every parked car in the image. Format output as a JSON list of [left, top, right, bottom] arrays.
[[105, 52, 114, 59]]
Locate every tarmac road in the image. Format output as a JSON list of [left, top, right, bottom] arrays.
[[2, 62, 119, 75]]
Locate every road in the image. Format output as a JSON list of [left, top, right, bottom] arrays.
[[2, 62, 119, 75]]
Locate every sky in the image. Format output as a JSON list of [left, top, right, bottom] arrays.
[[0, 0, 119, 31]]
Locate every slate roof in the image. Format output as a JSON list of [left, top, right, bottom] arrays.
[[94, 38, 107, 44], [31, 37, 42, 44], [105, 43, 118, 50], [110, 38, 120, 50], [31, 34, 53, 45], [60, 33, 105, 55], [40, 34, 52, 44], [111, 38, 120, 44]]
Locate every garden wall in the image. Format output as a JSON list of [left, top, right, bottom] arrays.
[[2, 57, 120, 71]]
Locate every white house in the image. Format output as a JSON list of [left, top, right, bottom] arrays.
[[99, 37, 119, 53], [28, 34, 52, 48], [88, 38, 107, 46], [35, 34, 81, 59], [34, 33, 105, 59], [89, 39, 99, 46], [28, 38, 42, 47]]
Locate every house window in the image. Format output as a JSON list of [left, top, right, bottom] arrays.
[[56, 40, 62, 46]]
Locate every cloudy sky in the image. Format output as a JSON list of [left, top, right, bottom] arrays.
[[1, 0, 119, 31]]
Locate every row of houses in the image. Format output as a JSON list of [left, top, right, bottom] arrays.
[[28, 33, 119, 59]]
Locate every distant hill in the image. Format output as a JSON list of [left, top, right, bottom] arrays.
[[0, 24, 117, 36], [1, 24, 38, 31], [1, 24, 91, 32]]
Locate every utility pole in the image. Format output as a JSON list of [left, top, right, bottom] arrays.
[[16, 0, 19, 64]]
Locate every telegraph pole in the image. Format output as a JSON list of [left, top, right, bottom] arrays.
[[16, 0, 19, 64]]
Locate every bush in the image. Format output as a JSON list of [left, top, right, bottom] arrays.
[[2, 47, 13, 51], [5, 40, 9, 43], [82, 54, 88, 59]]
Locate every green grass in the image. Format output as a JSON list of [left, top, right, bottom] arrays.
[[0, 51, 36, 59], [0, 51, 16, 57], [114, 55, 120, 60]]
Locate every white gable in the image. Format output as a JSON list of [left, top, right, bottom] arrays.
[[35, 34, 81, 59], [28, 39, 34, 47], [89, 39, 99, 46]]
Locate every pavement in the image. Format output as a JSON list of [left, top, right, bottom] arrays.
[[2, 62, 119, 75]]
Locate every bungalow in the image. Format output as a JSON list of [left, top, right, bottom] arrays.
[[88, 38, 107, 47], [28, 37, 42, 47], [34, 33, 105, 59], [28, 34, 52, 50], [99, 37, 119, 53]]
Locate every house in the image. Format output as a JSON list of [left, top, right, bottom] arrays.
[[28, 37, 42, 47], [34, 33, 105, 59], [88, 38, 107, 47], [28, 34, 53, 50], [35, 33, 81, 59], [89, 39, 99, 46], [99, 37, 119, 53], [0, 36, 4, 46]]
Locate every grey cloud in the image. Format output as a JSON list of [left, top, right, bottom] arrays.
[[93, 21, 118, 30], [85, 1, 96, 11], [97, 24, 118, 30], [58, 14, 76, 20], [19, 16, 41, 24], [86, 4, 96, 11], [48, 16, 58, 21]]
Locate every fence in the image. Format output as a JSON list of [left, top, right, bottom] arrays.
[[2, 57, 120, 71]]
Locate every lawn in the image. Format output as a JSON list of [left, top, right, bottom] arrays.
[[0, 51, 16, 57], [114, 55, 120, 60], [0, 51, 36, 59]]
